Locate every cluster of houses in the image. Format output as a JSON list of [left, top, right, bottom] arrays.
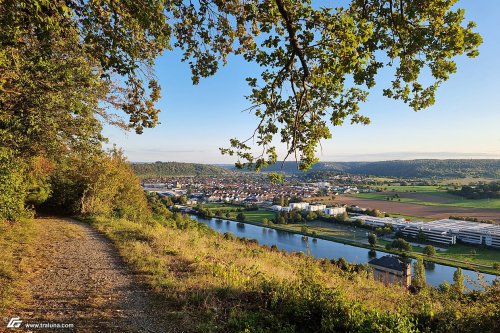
[[353, 215, 500, 248], [271, 202, 347, 216], [142, 175, 323, 203]]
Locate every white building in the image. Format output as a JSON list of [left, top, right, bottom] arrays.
[[422, 219, 500, 247], [324, 207, 346, 216], [400, 223, 457, 245], [352, 215, 407, 228], [271, 205, 282, 211], [307, 204, 326, 212], [394, 219, 500, 247], [289, 202, 310, 210]]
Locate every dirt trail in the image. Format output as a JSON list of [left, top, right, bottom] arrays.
[[16, 217, 173, 332]]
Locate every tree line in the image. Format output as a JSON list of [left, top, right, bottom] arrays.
[[448, 182, 500, 200], [132, 162, 230, 178]]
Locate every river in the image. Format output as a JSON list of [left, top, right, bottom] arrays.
[[191, 215, 498, 289]]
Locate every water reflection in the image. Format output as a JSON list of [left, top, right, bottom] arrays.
[[368, 249, 377, 259], [424, 261, 436, 271]]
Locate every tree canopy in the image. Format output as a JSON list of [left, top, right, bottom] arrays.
[[1, 0, 481, 171], [1, 0, 483, 220]]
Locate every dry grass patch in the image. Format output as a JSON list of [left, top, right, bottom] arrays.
[[0, 218, 37, 314]]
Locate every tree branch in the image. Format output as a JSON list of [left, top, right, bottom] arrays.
[[274, 0, 309, 78]]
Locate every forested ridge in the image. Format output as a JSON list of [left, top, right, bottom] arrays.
[[253, 159, 500, 178], [132, 162, 230, 177]]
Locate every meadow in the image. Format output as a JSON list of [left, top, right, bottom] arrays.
[[354, 190, 500, 210]]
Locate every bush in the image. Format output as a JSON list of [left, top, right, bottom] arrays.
[[45, 149, 150, 220], [0, 149, 28, 221], [423, 245, 436, 256], [391, 238, 412, 252]]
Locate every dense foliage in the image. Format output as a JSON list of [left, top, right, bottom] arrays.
[[42, 150, 150, 220], [132, 162, 230, 178], [0, 149, 28, 221], [449, 182, 500, 199]]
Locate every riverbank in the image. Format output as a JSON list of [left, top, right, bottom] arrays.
[[196, 213, 500, 276], [85, 214, 500, 332]]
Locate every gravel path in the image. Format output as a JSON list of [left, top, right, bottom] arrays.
[[17, 218, 173, 332]]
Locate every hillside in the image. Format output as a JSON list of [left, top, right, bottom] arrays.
[[132, 161, 231, 178], [246, 159, 500, 178]]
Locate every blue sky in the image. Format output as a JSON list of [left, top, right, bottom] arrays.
[[104, 0, 500, 163]]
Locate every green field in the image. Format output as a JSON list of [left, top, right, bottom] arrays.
[[203, 203, 239, 210], [387, 213, 433, 222], [225, 210, 276, 223], [435, 244, 500, 267], [355, 191, 500, 209], [369, 185, 444, 192]]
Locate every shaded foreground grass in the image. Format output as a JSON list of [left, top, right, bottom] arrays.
[[87, 215, 499, 332]]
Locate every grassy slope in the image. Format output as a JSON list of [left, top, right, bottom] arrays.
[[87, 215, 500, 332], [0, 219, 36, 313]]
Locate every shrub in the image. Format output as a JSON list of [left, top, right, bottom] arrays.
[[423, 245, 436, 256], [0, 149, 28, 221], [45, 149, 150, 220], [236, 212, 246, 222], [391, 238, 412, 252]]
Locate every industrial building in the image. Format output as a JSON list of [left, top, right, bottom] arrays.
[[351, 215, 500, 247], [398, 219, 500, 247], [424, 219, 500, 247], [399, 223, 457, 245], [351, 215, 408, 228], [289, 202, 310, 210]]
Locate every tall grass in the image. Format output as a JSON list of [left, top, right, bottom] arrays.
[[88, 214, 500, 332], [0, 219, 36, 313]]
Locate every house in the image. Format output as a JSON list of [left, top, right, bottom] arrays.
[[368, 256, 412, 288]]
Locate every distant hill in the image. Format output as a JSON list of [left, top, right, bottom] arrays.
[[342, 159, 500, 178], [236, 159, 500, 179], [132, 162, 230, 178]]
